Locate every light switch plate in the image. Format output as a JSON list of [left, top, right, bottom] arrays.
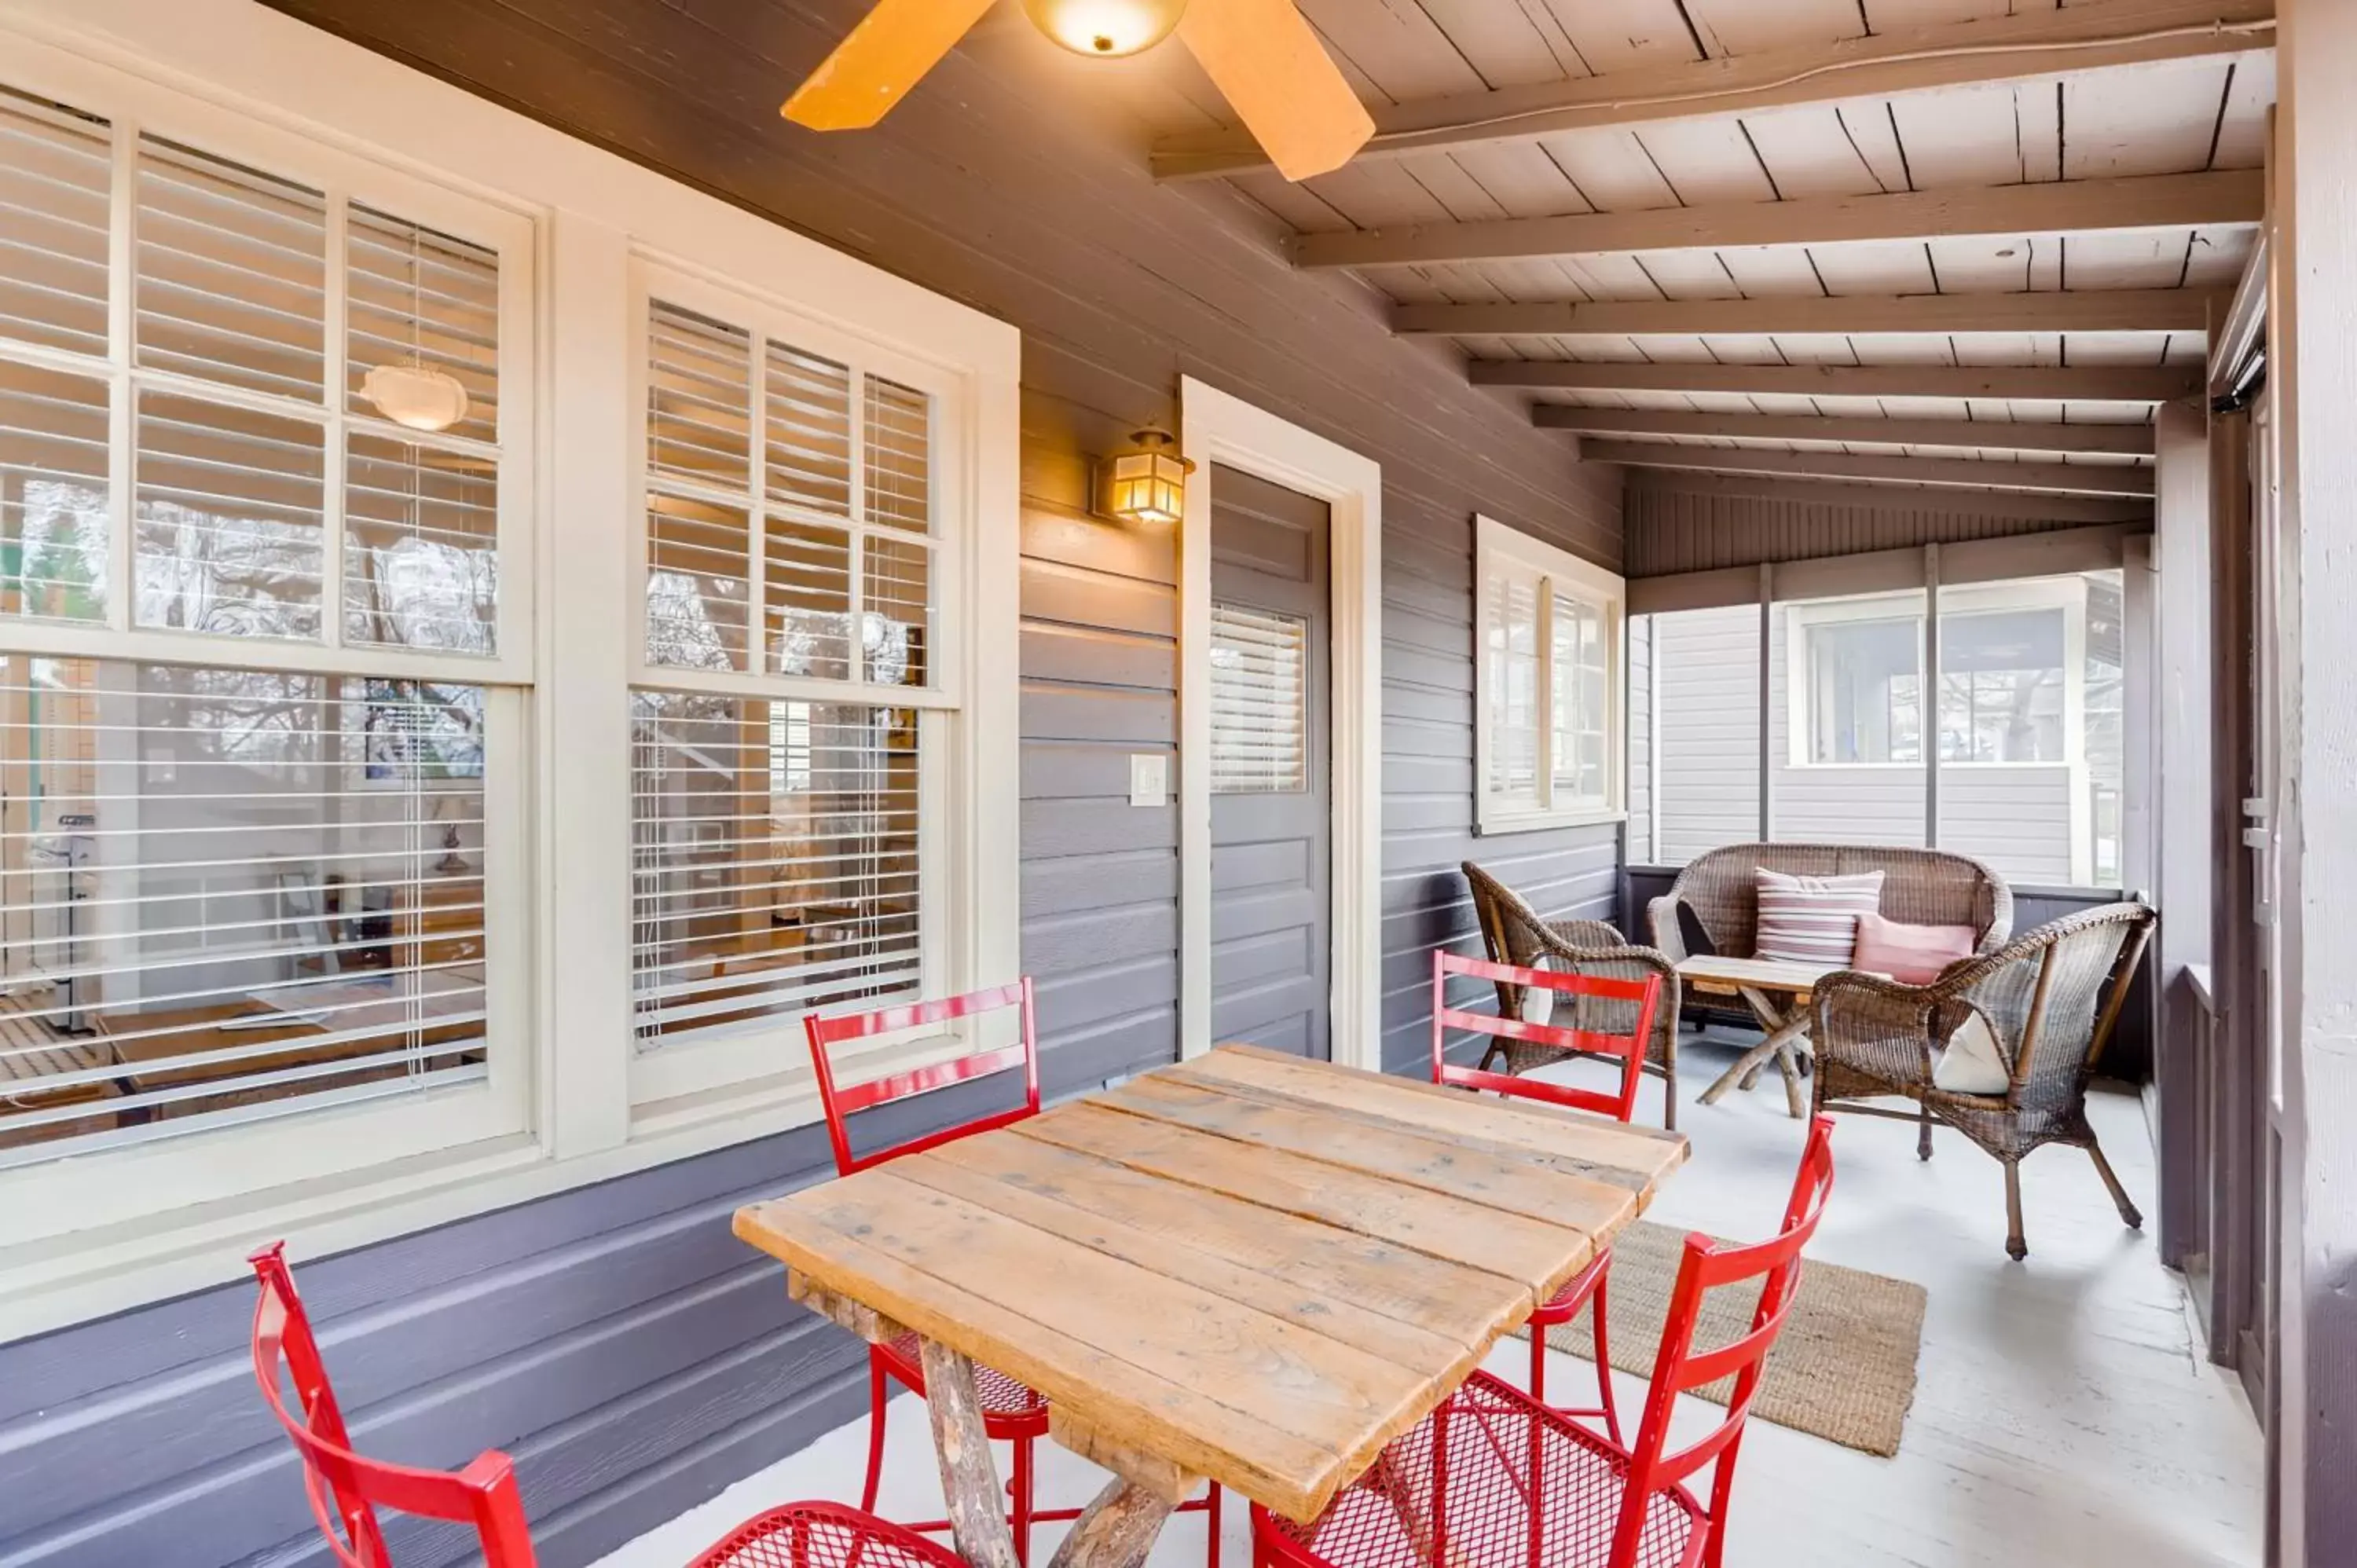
[[1129, 753, 1168, 808]]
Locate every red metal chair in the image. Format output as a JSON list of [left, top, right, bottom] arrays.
[[1252, 1116, 1837, 1568], [247, 1241, 965, 1568], [1431, 949, 1662, 1442], [807, 978, 1218, 1567]]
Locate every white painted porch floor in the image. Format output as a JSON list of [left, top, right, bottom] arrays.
[[596, 1034, 2262, 1568]]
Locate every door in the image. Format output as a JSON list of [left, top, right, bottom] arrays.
[[2242, 387, 2283, 1416], [1207, 464, 1331, 1059]]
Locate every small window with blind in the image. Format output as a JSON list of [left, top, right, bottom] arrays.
[[629, 271, 951, 1090], [0, 74, 530, 1189], [1209, 602, 1309, 793], [1474, 516, 1625, 833]]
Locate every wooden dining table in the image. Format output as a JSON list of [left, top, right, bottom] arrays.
[[735, 1042, 1688, 1568]]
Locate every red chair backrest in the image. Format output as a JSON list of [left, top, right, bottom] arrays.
[[805, 977, 1042, 1176], [247, 1243, 539, 1568], [1428, 949, 1660, 1124], [1611, 1115, 1838, 1568]]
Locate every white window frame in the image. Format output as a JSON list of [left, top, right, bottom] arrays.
[[1473, 514, 1626, 834], [622, 258, 977, 1112], [0, 37, 540, 1247], [0, 0, 1019, 1341], [1783, 579, 2091, 771]]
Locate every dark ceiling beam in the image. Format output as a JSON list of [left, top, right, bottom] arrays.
[[1583, 440, 2155, 496], [1623, 467, 2155, 523], [1531, 406, 2157, 455], [1393, 290, 2220, 339], [1290, 170, 2261, 270], [1472, 361, 2201, 401], [1153, 0, 2275, 180]]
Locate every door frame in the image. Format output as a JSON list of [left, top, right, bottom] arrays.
[[1178, 376, 1383, 1070]]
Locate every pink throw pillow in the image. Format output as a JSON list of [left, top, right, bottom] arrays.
[[1851, 912, 1978, 985]]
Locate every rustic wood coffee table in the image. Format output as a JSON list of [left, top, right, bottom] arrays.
[[735, 1042, 1687, 1568], [1684, 954, 1874, 1119]]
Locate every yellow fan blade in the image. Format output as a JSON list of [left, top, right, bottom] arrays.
[[783, 0, 1000, 130], [1176, 0, 1373, 181]]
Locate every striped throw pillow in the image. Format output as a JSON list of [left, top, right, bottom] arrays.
[[1753, 868, 1885, 968]]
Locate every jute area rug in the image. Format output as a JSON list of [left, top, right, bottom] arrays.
[[1510, 1219, 1926, 1458]]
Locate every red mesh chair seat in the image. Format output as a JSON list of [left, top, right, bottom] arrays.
[[1257, 1117, 1838, 1568], [689, 1501, 968, 1568], [1262, 1373, 1703, 1568], [881, 1331, 1049, 1420]]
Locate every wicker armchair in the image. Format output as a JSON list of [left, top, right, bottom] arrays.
[[1460, 861, 1681, 1130], [1810, 900, 2157, 1260], [1646, 842, 2013, 965]]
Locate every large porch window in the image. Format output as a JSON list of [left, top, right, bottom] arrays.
[[0, 27, 1017, 1332], [1633, 548, 2132, 889]]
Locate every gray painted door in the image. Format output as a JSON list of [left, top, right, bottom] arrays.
[[1208, 465, 1332, 1059]]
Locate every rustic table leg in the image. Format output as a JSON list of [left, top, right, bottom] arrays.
[[1699, 992, 1812, 1112], [918, 1338, 1022, 1568], [1045, 1475, 1178, 1568]]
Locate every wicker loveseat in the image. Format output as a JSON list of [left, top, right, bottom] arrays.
[[1646, 842, 2014, 969]]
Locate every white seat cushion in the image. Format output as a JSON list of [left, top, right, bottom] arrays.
[[1753, 868, 1885, 967], [1932, 1009, 2013, 1094]]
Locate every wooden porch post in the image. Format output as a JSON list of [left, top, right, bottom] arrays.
[[2152, 397, 2213, 1267], [2268, 2, 2357, 1559]]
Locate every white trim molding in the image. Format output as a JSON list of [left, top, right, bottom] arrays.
[[1178, 378, 1382, 1072]]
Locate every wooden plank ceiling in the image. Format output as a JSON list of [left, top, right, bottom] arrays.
[[1087, 0, 2278, 502]]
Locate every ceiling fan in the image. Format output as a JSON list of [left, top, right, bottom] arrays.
[[782, 0, 1373, 181]]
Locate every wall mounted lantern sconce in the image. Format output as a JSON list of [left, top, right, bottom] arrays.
[[1101, 427, 1193, 527]]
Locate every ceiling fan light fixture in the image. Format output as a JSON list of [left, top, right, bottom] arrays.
[[1021, 0, 1186, 58], [363, 360, 471, 434]]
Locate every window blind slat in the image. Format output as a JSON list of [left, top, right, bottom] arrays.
[[630, 689, 921, 1053], [135, 133, 328, 402], [1210, 602, 1307, 794], [0, 658, 493, 1161], [0, 87, 111, 357]]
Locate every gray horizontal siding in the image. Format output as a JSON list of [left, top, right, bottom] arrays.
[[1380, 494, 1621, 1075], [0, 1080, 1015, 1568]]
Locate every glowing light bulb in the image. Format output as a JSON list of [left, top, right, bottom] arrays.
[[1022, 0, 1186, 58], [362, 361, 471, 434]]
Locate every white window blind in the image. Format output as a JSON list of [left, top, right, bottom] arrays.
[[632, 283, 943, 1061], [1475, 517, 1624, 832], [0, 656, 489, 1166], [0, 89, 511, 655], [0, 86, 110, 358], [1209, 601, 1307, 794], [629, 692, 919, 1049], [0, 69, 527, 1180]]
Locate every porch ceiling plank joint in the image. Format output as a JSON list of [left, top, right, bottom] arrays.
[[1474, 361, 2201, 401], [1152, 0, 2277, 181], [1290, 170, 2263, 271], [1583, 441, 2157, 497], [1395, 291, 2223, 339], [1532, 408, 2157, 456]]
